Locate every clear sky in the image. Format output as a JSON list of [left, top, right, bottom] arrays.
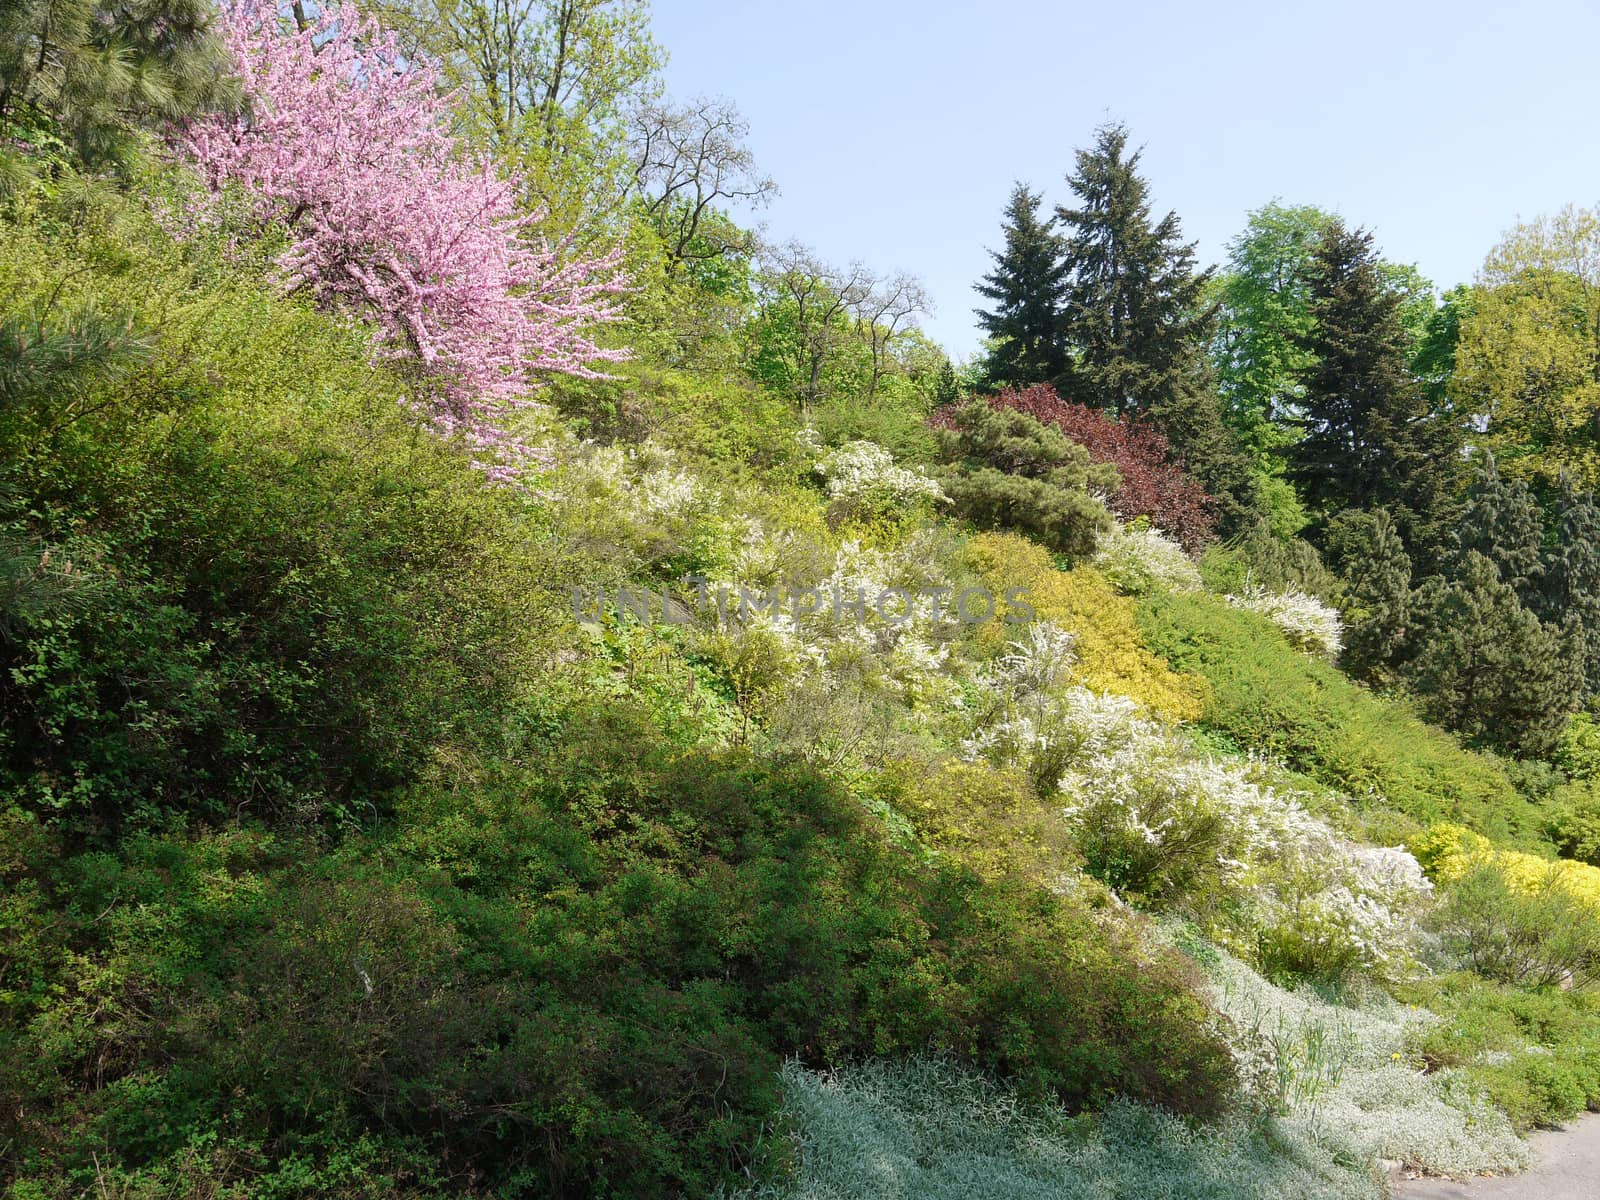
[[647, 0, 1600, 362]]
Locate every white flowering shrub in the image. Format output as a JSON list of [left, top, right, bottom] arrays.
[[733, 1055, 1385, 1200], [1094, 523, 1204, 595], [1228, 583, 1344, 660], [993, 620, 1078, 696], [1204, 947, 1530, 1178], [812, 439, 946, 511], [961, 668, 1429, 978]]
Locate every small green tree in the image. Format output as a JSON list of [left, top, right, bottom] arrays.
[[934, 400, 1117, 558], [1325, 508, 1411, 682], [1452, 453, 1546, 606], [1542, 480, 1600, 694], [1407, 552, 1583, 758]]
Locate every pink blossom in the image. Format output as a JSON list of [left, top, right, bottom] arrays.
[[178, 1, 628, 474]]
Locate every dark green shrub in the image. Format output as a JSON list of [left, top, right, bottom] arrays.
[[2, 707, 1235, 1199], [933, 399, 1117, 558]]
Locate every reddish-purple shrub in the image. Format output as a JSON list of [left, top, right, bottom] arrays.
[[936, 385, 1217, 549]]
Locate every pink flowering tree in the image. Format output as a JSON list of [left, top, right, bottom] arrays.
[[178, 0, 628, 476]]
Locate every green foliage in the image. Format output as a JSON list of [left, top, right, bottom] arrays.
[[1137, 590, 1538, 842], [934, 400, 1117, 557], [1210, 202, 1328, 455], [2, 710, 1237, 1197], [1544, 780, 1600, 866], [1541, 479, 1600, 693], [0, 215, 559, 833], [1199, 519, 1340, 601], [1401, 974, 1600, 1133], [1324, 508, 1411, 682], [1406, 552, 1583, 760], [974, 183, 1068, 388], [1287, 219, 1460, 548], [1432, 860, 1600, 989], [1456, 205, 1600, 494], [1054, 123, 1258, 531], [0, 0, 236, 176]]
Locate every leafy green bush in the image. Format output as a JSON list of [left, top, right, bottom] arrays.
[[1137, 591, 1537, 843], [1, 705, 1237, 1198], [0, 213, 567, 834], [1431, 861, 1600, 989]]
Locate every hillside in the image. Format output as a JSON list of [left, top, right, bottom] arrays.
[[6, 3, 1600, 1199]]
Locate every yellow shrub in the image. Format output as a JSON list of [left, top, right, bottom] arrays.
[[961, 532, 1206, 721], [1422, 821, 1600, 913]]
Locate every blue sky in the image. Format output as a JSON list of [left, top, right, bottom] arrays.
[[647, 0, 1600, 362]]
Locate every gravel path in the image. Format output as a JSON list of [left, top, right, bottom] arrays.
[[1391, 1114, 1600, 1199]]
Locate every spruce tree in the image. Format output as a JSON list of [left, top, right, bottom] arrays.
[[1055, 122, 1256, 530], [974, 183, 1069, 388], [1326, 508, 1412, 682], [1543, 479, 1600, 693], [1407, 552, 1583, 759], [1452, 453, 1545, 606], [1288, 219, 1460, 548]]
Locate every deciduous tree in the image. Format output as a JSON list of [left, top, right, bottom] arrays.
[[180, 0, 628, 477]]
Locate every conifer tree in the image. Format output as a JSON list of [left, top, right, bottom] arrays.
[[934, 399, 1118, 558], [1326, 508, 1412, 682], [1288, 219, 1460, 548], [1055, 122, 1256, 529], [1407, 553, 1582, 758], [1452, 453, 1546, 606], [0, 0, 235, 175], [1543, 479, 1600, 693], [974, 183, 1069, 388]]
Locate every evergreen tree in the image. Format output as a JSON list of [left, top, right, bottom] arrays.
[[1055, 122, 1256, 530], [1288, 219, 1461, 548], [974, 183, 1069, 388], [1326, 508, 1412, 682], [1407, 553, 1583, 758], [0, 0, 236, 175], [934, 399, 1118, 558], [1452, 453, 1546, 605], [1543, 479, 1600, 693]]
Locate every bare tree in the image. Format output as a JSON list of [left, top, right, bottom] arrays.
[[626, 95, 776, 271], [848, 270, 931, 399], [761, 241, 871, 414]]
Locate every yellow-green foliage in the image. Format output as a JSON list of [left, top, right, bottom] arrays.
[[869, 759, 1099, 895], [962, 532, 1206, 721], [1420, 822, 1600, 912]]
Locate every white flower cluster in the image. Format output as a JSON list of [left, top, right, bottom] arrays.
[[812, 439, 947, 506], [1227, 583, 1344, 660], [1093, 524, 1203, 595], [562, 439, 704, 521], [962, 669, 1428, 976]]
